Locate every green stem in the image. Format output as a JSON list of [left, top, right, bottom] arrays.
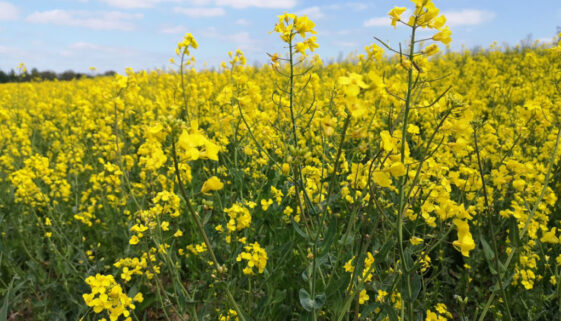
[[397, 23, 417, 321], [180, 53, 189, 121], [473, 127, 513, 321], [477, 126, 561, 321], [171, 140, 247, 321]]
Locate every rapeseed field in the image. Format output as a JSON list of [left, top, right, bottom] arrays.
[[1, 1, 561, 320]]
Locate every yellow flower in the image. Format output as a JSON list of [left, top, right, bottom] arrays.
[[372, 171, 392, 187], [376, 290, 388, 303], [83, 274, 136, 319], [344, 256, 355, 272], [452, 219, 475, 257], [173, 229, 183, 237], [201, 176, 224, 194], [129, 235, 140, 245], [433, 26, 452, 45], [385, 162, 406, 177], [225, 203, 252, 232], [133, 292, 144, 303], [540, 227, 559, 244], [423, 44, 440, 56], [410, 236, 424, 245], [236, 242, 268, 275], [261, 198, 273, 211], [388, 7, 407, 27], [359, 289, 369, 304], [338, 73, 368, 97]]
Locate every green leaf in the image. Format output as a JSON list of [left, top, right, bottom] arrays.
[[480, 236, 495, 261], [374, 304, 398, 321], [299, 289, 326, 311], [271, 290, 286, 305], [319, 217, 337, 256], [375, 238, 394, 261], [299, 288, 314, 312], [292, 219, 310, 240], [400, 272, 421, 302], [411, 272, 421, 302], [0, 277, 14, 321], [403, 247, 414, 268]]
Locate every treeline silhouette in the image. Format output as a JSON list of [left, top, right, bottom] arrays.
[[0, 68, 116, 83]]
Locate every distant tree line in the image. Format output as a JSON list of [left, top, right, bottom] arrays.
[[0, 68, 116, 83]]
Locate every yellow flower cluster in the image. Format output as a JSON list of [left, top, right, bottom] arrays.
[[177, 121, 220, 162], [83, 274, 143, 321], [425, 303, 452, 321], [176, 32, 198, 56], [223, 203, 249, 230], [3, 3, 561, 320], [273, 13, 318, 58], [236, 242, 268, 275], [219, 309, 239, 321]]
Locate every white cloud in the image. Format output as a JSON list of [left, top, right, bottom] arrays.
[[61, 42, 135, 56], [333, 41, 357, 48], [26, 10, 142, 31], [0, 2, 20, 21], [215, 0, 296, 9], [200, 29, 261, 53], [443, 9, 495, 26], [296, 6, 323, 20], [347, 2, 368, 11], [100, 0, 180, 9], [174, 7, 225, 17], [364, 9, 411, 27], [160, 25, 187, 34], [537, 37, 554, 44], [327, 2, 368, 11], [229, 31, 252, 43], [363, 16, 390, 27], [227, 31, 262, 52], [235, 18, 250, 25]]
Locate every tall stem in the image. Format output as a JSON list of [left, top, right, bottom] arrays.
[[397, 23, 417, 321], [171, 140, 246, 321], [473, 127, 513, 321], [180, 53, 189, 121], [477, 126, 561, 321]]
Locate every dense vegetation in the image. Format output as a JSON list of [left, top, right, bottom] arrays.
[[1, 1, 561, 320]]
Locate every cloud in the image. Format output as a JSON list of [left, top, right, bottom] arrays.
[[55, 42, 170, 73], [0, 2, 20, 21], [26, 10, 142, 31], [347, 2, 368, 11], [100, 0, 180, 9], [364, 9, 411, 27], [327, 2, 368, 11], [296, 6, 323, 20], [200, 29, 262, 53], [443, 9, 495, 26], [226, 31, 262, 52], [332, 41, 358, 48], [235, 18, 250, 25], [174, 7, 226, 17], [215, 0, 296, 9], [363, 16, 390, 27], [537, 37, 554, 44], [160, 25, 187, 34], [61, 42, 134, 56]]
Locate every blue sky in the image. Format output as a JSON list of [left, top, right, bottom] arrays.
[[0, 0, 560, 73]]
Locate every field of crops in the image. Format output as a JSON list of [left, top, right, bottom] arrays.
[[2, 1, 561, 320]]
